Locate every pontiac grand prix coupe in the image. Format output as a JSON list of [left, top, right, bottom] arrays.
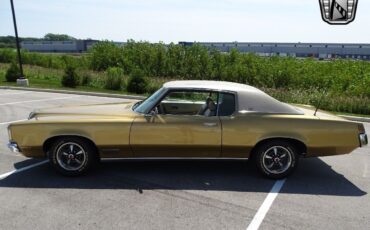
[[7, 81, 368, 178]]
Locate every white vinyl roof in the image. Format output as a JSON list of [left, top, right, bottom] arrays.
[[163, 80, 303, 115], [164, 80, 261, 93]]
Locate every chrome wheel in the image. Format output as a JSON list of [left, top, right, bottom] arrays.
[[56, 142, 87, 171], [262, 146, 292, 174]]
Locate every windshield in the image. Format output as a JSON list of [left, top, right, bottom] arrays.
[[133, 87, 166, 113]]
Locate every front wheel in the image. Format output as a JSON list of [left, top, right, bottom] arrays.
[[48, 137, 97, 176], [254, 140, 299, 179]]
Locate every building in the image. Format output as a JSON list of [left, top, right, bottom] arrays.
[[21, 40, 88, 53], [20, 40, 370, 60], [20, 40, 122, 53], [179, 42, 370, 60]]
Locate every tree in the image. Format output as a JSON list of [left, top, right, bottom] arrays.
[[88, 41, 124, 71], [44, 33, 76, 41]]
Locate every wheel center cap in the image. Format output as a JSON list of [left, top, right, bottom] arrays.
[[68, 154, 74, 159], [274, 157, 280, 163]]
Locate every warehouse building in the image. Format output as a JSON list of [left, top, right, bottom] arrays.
[[179, 42, 370, 60], [20, 40, 119, 53], [21, 40, 90, 53], [20, 40, 370, 60]]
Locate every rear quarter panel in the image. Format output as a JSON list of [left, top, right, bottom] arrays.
[[221, 114, 360, 158]]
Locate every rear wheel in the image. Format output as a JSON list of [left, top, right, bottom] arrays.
[[254, 140, 299, 179], [48, 137, 97, 176]]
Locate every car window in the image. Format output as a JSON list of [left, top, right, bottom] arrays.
[[159, 91, 218, 116], [134, 87, 166, 113], [218, 93, 235, 116]]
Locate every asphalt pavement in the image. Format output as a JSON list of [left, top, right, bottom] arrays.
[[0, 89, 369, 230]]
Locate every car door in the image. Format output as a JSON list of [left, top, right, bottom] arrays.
[[130, 90, 222, 157]]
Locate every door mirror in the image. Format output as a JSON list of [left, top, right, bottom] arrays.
[[145, 107, 158, 117]]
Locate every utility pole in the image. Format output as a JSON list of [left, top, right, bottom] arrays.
[[10, 0, 29, 86]]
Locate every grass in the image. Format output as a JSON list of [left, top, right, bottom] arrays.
[[332, 111, 370, 118], [1, 63, 369, 117], [0, 63, 160, 96]]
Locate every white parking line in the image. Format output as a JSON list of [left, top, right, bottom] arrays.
[[0, 91, 31, 96], [0, 96, 78, 106], [0, 160, 48, 180], [246, 179, 286, 230], [363, 162, 368, 178], [0, 119, 28, 125]]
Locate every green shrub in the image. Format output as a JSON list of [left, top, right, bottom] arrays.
[[88, 41, 124, 71], [147, 81, 162, 94], [0, 49, 16, 63], [104, 67, 124, 90], [80, 72, 92, 86], [5, 62, 20, 82], [61, 65, 79, 88], [127, 68, 148, 94]]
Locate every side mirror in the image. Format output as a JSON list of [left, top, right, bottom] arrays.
[[145, 110, 156, 117]]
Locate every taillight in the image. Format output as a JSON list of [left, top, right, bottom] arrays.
[[358, 124, 365, 134]]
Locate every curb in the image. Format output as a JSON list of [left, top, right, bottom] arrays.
[[338, 115, 370, 123], [0, 86, 145, 100]]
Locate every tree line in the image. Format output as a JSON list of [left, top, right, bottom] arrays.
[[1, 39, 370, 99]]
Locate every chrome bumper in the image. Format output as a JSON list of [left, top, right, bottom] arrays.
[[7, 141, 20, 153], [359, 134, 368, 147]]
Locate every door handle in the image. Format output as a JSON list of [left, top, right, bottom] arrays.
[[203, 122, 217, 127]]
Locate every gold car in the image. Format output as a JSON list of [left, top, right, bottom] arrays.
[[7, 81, 368, 178]]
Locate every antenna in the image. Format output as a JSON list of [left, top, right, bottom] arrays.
[[314, 89, 327, 116]]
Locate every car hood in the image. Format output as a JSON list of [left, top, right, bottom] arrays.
[[30, 101, 138, 119]]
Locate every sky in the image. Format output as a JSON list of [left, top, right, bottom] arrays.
[[1, 0, 369, 43]]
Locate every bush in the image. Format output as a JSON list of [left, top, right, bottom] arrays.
[[0, 49, 16, 63], [80, 72, 92, 86], [104, 67, 124, 90], [147, 83, 161, 94], [88, 41, 124, 71], [61, 65, 79, 88], [5, 62, 20, 82], [127, 68, 148, 94]]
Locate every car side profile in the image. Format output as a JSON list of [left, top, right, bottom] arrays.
[[7, 80, 368, 178]]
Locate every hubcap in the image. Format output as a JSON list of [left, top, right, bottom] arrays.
[[262, 146, 292, 174], [56, 142, 86, 171]]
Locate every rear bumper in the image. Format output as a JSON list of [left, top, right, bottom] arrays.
[[7, 141, 20, 153], [359, 134, 368, 147]]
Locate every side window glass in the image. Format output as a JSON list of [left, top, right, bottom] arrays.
[[159, 91, 218, 116], [218, 93, 235, 116]]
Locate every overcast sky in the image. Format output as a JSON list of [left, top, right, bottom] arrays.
[[1, 0, 369, 43]]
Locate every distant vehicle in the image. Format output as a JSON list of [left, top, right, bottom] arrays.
[[7, 81, 368, 178]]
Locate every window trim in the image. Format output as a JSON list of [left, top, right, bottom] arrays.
[[217, 92, 237, 117], [146, 88, 237, 117]]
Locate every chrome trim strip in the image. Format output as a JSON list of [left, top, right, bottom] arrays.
[[101, 157, 249, 161]]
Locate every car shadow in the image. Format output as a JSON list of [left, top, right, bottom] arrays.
[[0, 158, 366, 197]]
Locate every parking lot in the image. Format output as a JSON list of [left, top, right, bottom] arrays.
[[0, 88, 369, 230]]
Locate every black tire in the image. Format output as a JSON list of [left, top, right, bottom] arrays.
[[254, 140, 299, 179], [48, 137, 97, 176]]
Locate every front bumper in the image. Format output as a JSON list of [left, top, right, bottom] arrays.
[[359, 134, 368, 147], [7, 141, 20, 153]]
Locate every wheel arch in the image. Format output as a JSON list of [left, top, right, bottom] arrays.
[[43, 135, 99, 158], [250, 137, 307, 158]]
